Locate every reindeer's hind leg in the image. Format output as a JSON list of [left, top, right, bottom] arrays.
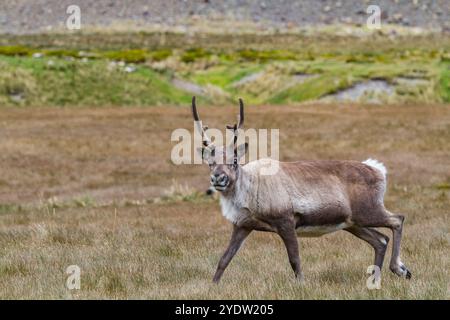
[[360, 210, 412, 279], [385, 213, 412, 279], [345, 226, 389, 270]]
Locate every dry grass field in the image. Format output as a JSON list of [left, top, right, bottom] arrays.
[[0, 103, 449, 299]]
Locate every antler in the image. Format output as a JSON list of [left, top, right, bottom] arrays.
[[225, 98, 246, 165], [191, 96, 211, 147], [226, 98, 245, 130], [238, 98, 244, 129]]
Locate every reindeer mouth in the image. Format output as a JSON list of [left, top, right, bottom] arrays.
[[213, 179, 229, 191], [213, 183, 228, 191], [212, 178, 229, 191]]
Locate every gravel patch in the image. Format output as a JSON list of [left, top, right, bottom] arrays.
[[0, 0, 448, 34]]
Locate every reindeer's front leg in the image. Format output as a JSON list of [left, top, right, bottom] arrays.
[[276, 219, 303, 281], [213, 225, 251, 283]]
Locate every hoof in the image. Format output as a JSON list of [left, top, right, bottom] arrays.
[[391, 263, 412, 279], [405, 269, 412, 280], [400, 264, 412, 280], [295, 273, 305, 284]]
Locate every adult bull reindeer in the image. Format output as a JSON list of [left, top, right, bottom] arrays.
[[191, 96, 411, 283]]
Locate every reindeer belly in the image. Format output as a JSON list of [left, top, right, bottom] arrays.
[[291, 187, 352, 237], [296, 223, 349, 237], [293, 200, 352, 237]]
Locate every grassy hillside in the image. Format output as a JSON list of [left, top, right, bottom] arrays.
[[0, 55, 192, 107], [1, 31, 449, 107]]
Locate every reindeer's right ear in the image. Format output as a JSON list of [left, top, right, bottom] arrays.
[[236, 142, 249, 159]]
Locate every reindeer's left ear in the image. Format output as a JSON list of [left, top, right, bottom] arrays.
[[197, 146, 214, 163], [236, 142, 249, 159]]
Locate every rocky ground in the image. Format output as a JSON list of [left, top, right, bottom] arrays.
[[0, 0, 449, 34]]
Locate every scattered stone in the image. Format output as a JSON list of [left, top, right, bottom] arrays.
[[341, 16, 353, 24], [124, 65, 136, 73], [172, 78, 206, 96], [107, 61, 117, 71], [393, 13, 403, 22], [9, 93, 24, 103], [322, 80, 394, 104], [321, 15, 333, 24]]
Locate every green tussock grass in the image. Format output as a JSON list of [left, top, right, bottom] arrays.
[[0, 38, 449, 106], [269, 73, 353, 104], [237, 49, 298, 62], [181, 48, 212, 63], [439, 61, 450, 102], [434, 182, 450, 190], [0, 45, 33, 56], [0, 204, 24, 215], [103, 49, 148, 63], [191, 63, 262, 89], [0, 55, 191, 106]]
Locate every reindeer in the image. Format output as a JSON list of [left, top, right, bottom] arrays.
[[190, 96, 412, 283]]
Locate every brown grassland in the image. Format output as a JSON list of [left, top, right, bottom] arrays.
[[0, 103, 449, 299]]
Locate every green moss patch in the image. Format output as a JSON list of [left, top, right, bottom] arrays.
[[0, 43, 448, 106]]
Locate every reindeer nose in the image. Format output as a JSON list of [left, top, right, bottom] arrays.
[[211, 173, 226, 185]]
